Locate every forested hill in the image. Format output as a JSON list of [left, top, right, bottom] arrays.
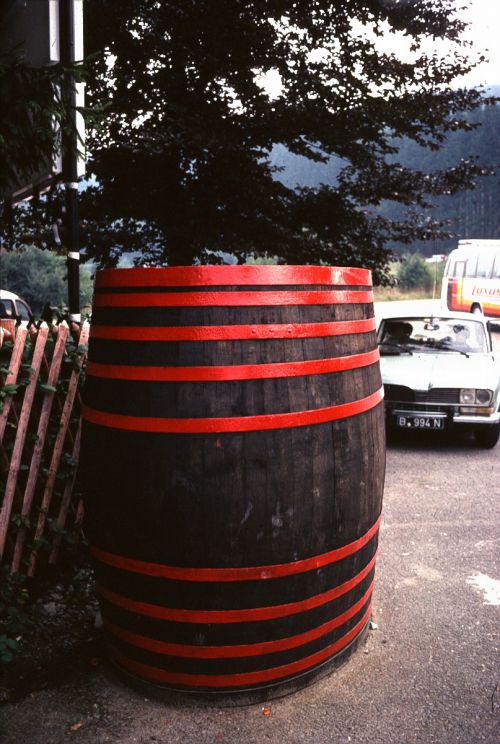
[[269, 86, 500, 256]]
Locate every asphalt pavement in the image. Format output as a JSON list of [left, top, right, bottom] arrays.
[[1, 302, 499, 743], [1, 427, 498, 744]]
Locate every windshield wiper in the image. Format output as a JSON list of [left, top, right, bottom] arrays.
[[380, 342, 413, 355], [428, 347, 471, 358]]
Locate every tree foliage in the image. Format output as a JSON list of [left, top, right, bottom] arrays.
[[396, 253, 433, 291], [0, 57, 89, 198], [0, 245, 93, 314], [79, 1, 496, 280]]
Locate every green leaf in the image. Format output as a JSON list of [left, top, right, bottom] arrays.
[[38, 383, 57, 393], [1, 383, 19, 395]]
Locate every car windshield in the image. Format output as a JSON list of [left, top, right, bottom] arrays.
[[0, 299, 16, 319], [16, 301, 31, 321], [378, 317, 489, 354]]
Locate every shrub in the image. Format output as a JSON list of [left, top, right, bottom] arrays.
[[397, 253, 434, 291], [0, 245, 93, 314]]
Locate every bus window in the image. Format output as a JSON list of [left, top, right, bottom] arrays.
[[453, 261, 466, 278], [492, 255, 500, 279], [464, 256, 478, 277], [476, 252, 492, 278]]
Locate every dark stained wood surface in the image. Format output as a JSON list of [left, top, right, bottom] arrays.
[[82, 266, 385, 695]]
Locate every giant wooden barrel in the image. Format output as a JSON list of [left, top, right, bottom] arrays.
[[81, 265, 385, 698]]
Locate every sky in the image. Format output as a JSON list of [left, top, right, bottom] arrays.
[[372, 0, 500, 89], [453, 0, 500, 86], [259, 0, 500, 99]]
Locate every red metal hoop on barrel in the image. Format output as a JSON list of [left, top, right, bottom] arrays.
[[81, 265, 385, 700]]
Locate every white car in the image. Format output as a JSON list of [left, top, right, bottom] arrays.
[[378, 309, 500, 448], [0, 290, 32, 324]]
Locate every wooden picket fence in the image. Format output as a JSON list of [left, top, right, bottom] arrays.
[[0, 320, 89, 578]]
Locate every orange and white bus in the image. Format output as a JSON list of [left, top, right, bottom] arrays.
[[441, 239, 500, 318]]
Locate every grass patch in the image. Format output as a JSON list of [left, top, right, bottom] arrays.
[[373, 286, 438, 302]]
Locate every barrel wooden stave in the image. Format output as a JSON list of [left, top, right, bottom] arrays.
[[83, 402, 383, 567], [82, 266, 384, 695]]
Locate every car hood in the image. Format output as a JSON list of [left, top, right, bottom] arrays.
[[380, 352, 499, 392]]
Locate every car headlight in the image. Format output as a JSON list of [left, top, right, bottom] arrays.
[[459, 388, 493, 405], [475, 389, 493, 405], [459, 388, 475, 405]]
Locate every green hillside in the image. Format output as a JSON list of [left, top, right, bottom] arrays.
[[270, 86, 500, 256]]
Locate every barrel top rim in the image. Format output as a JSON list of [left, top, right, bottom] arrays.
[[95, 265, 372, 288]]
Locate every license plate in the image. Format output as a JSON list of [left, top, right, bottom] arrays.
[[396, 414, 445, 430]]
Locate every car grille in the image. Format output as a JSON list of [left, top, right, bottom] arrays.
[[384, 384, 413, 401], [416, 389, 460, 404], [384, 385, 460, 404]]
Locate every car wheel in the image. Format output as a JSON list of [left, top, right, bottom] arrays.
[[475, 423, 500, 449], [471, 304, 482, 316]]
